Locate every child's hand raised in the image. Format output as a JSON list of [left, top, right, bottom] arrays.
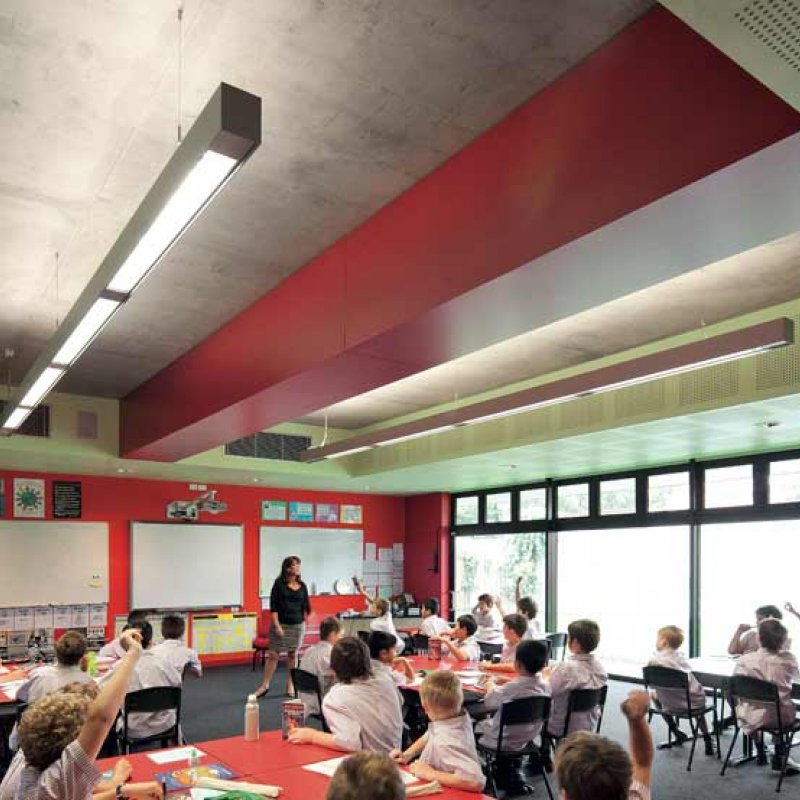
[[621, 690, 651, 721]]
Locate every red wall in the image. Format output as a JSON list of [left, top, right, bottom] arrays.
[[0, 469, 405, 657], [404, 494, 451, 619]]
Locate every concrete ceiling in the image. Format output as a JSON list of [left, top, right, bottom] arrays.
[[0, 0, 651, 396]]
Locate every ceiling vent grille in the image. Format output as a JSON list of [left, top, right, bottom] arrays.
[[755, 312, 800, 390], [735, 0, 800, 72], [0, 403, 50, 437], [224, 431, 312, 462], [613, 381, 667, 420], [678, 362, 739, 406]]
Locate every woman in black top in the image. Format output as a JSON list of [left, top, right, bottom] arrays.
[[255, 555, 311, 697]]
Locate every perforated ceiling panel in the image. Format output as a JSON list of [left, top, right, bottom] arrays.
[[735, 0, 800, 72]]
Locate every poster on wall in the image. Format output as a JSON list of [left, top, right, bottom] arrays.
[[261, 500, 287, 521], [288, 501, 314, 522], [341, 504, 362, 524], [53, 481, 82, 519], [13, 478, 45, 518], [315, 503, 339, 523]]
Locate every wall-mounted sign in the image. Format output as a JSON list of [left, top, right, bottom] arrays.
[[261, 500, 287, 521], [288, 501, 314, 522], [14, 478, 45, 518], [53, 481, 82, 519]]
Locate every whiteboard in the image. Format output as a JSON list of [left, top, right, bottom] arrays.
[[259, 527, 363, 597], [131, 522, 243, 609], [0, 521, 108, 606]]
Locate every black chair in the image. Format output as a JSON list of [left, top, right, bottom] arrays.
[[643, 666, 719, 772], [398, 685, 428, 745], [118, 687, 183, 754], [545, 633, 567, 661], [290, 668, 329, 733], [550, 685, 608, 744], [478, 641, 503, 660], [411, 633, 430, 655], [14, 702, 28, 725], [476, 695, 554, 800], [722, 675, 800, 793]]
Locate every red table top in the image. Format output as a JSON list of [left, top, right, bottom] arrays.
[[199, 732, 336, 775], [96, 748, 225, 783]]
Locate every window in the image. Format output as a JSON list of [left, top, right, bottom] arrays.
[[454, 496, 478, 525], [769, 459, 800, 504], [557, 526, 690, 667], [599, 478, 636, 515], [700, 520, 800, 655], [648, 471, 690, 512], [520, 488, 547, 521], [557, 483, 589, 518], [704, 464, 753, 508], [453, 532, 546, 622], [485, 492, 512, 523]]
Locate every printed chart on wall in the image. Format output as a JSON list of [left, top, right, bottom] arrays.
[[362, 542, 403, 597], [192, 613, 257, 655]]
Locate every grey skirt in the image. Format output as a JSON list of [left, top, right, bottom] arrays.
[[268, 621, 305, 653]]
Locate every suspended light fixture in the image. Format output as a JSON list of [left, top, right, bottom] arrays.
[[1, 83, 261, 434]]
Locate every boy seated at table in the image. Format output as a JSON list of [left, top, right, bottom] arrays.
[[18, 630, 93, 704], [369, 631, 415, 685], [431, 615, 481, 662], [556, 689, 654, 800], [482, 614, 529, 675], [150, 614, 202, 678], [354, 580, 405, 654], [289, 636, 403, 752], [472, 594, 504, 644], [391, 670, 485, 792], [298, 615, 342, 713], [419, 598, 451, 638], [733, 618, 800, 774], [728, 604, 784, 656], [98, 609, 148, 660], [327, 752, 405, 800], [515, 576, 542, 639], [647, 625, 715, 756], [5, 629, 163, 800], [545, 619, 608, 741]]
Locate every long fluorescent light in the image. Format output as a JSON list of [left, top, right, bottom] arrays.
[[299, 318, 794, 462], [53, 297, 121, 366], [0, 84, 261, 433], [2, 407, 34, 431], [20, 367, 65, 408], [107, 151, 236, 294]]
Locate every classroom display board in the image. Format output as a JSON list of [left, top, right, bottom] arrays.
[[0, 521, 108, 606], [259, 527, 363, 597], [192, 613, 257, 654], [131, 522, 243, 609]]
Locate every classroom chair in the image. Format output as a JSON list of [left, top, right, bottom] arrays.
[[544, 633, 567, 661], [721, 675, 800, 793], [478, 641, 503, 660], [118, 687, 184, 754], [290, 668, 329, 733], [411, 633, 429, 655], [643, 665, 720, 772], [251, 611, 271, 671], [398, 685, 428, 746], [547, 685, 608, 752], [476, 695, 554, 800]]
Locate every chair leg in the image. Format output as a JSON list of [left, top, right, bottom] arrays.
[[686, 716, 698, 772], [539, 764, 555, 800], [712, 707, 721, 760], [721, 726, 740, 776], [776, 732, 795, 794]]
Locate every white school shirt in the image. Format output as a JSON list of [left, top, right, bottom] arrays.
[[151, 639, 202, 677], [117, 650, 183, 740], [738, 627, 761, 655], [733, 647, 799, 735], [15, 739, 100, 800], [298, 640, 334, 713], [420, 615, 451, 638], [523, 618, 542, 640], [17, 664, 93, 704], [371, 658, 407, 686], [370, 612, 404, 654], [472, 606, 504, 644], [322, 671, 403, 752], [451, 635, 481, 662], [0, 751, 25, 800], [547, 653, 608, 736], [647, 649, 705, 712], [420, 713, 485, 788], [97, 637, 126, 660], [501, 641, 518, 663], [476, 674, 549, 751]]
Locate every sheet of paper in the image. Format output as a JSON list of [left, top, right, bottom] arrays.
[[33, 606, 54, 629], [148, 746, 207, 764], [89, 604, 107, 627], [0, 608, 15, 630], [392, 579, 403, 593], [364, 543, 376, 560], [362, 558, 378, 572], [13, 607, 34, 631], [0, 680, 26, 700], [393, 543, 404, 561], [53, 606, 73, 628], [71, 605, 90, 628], [378, 547, 393, 562], [304, 757, 418, 784], [455, 670, 485, 678]]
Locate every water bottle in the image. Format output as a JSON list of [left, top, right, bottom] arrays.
[[187, 747, 200, 782], [244, 694, 260, 741], [85, 651, 98, 678]]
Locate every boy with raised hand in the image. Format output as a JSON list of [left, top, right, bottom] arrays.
[[431, 615, 480, 662], [555, 689, 654, 800], [150, 614, 201, 677], [472, 594, 504, 644], [12, 629, 163, 800], [368, 631, 415, 686], [391, 670, 485, 792], [98, 609, 148, 660], [482, 613, 528, 675], [728, 604, 784, 655], [515, 576, 542, 639], [419, 598, 450, 638]]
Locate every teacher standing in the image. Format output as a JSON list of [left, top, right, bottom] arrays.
[[255, 555, 311, 698]]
